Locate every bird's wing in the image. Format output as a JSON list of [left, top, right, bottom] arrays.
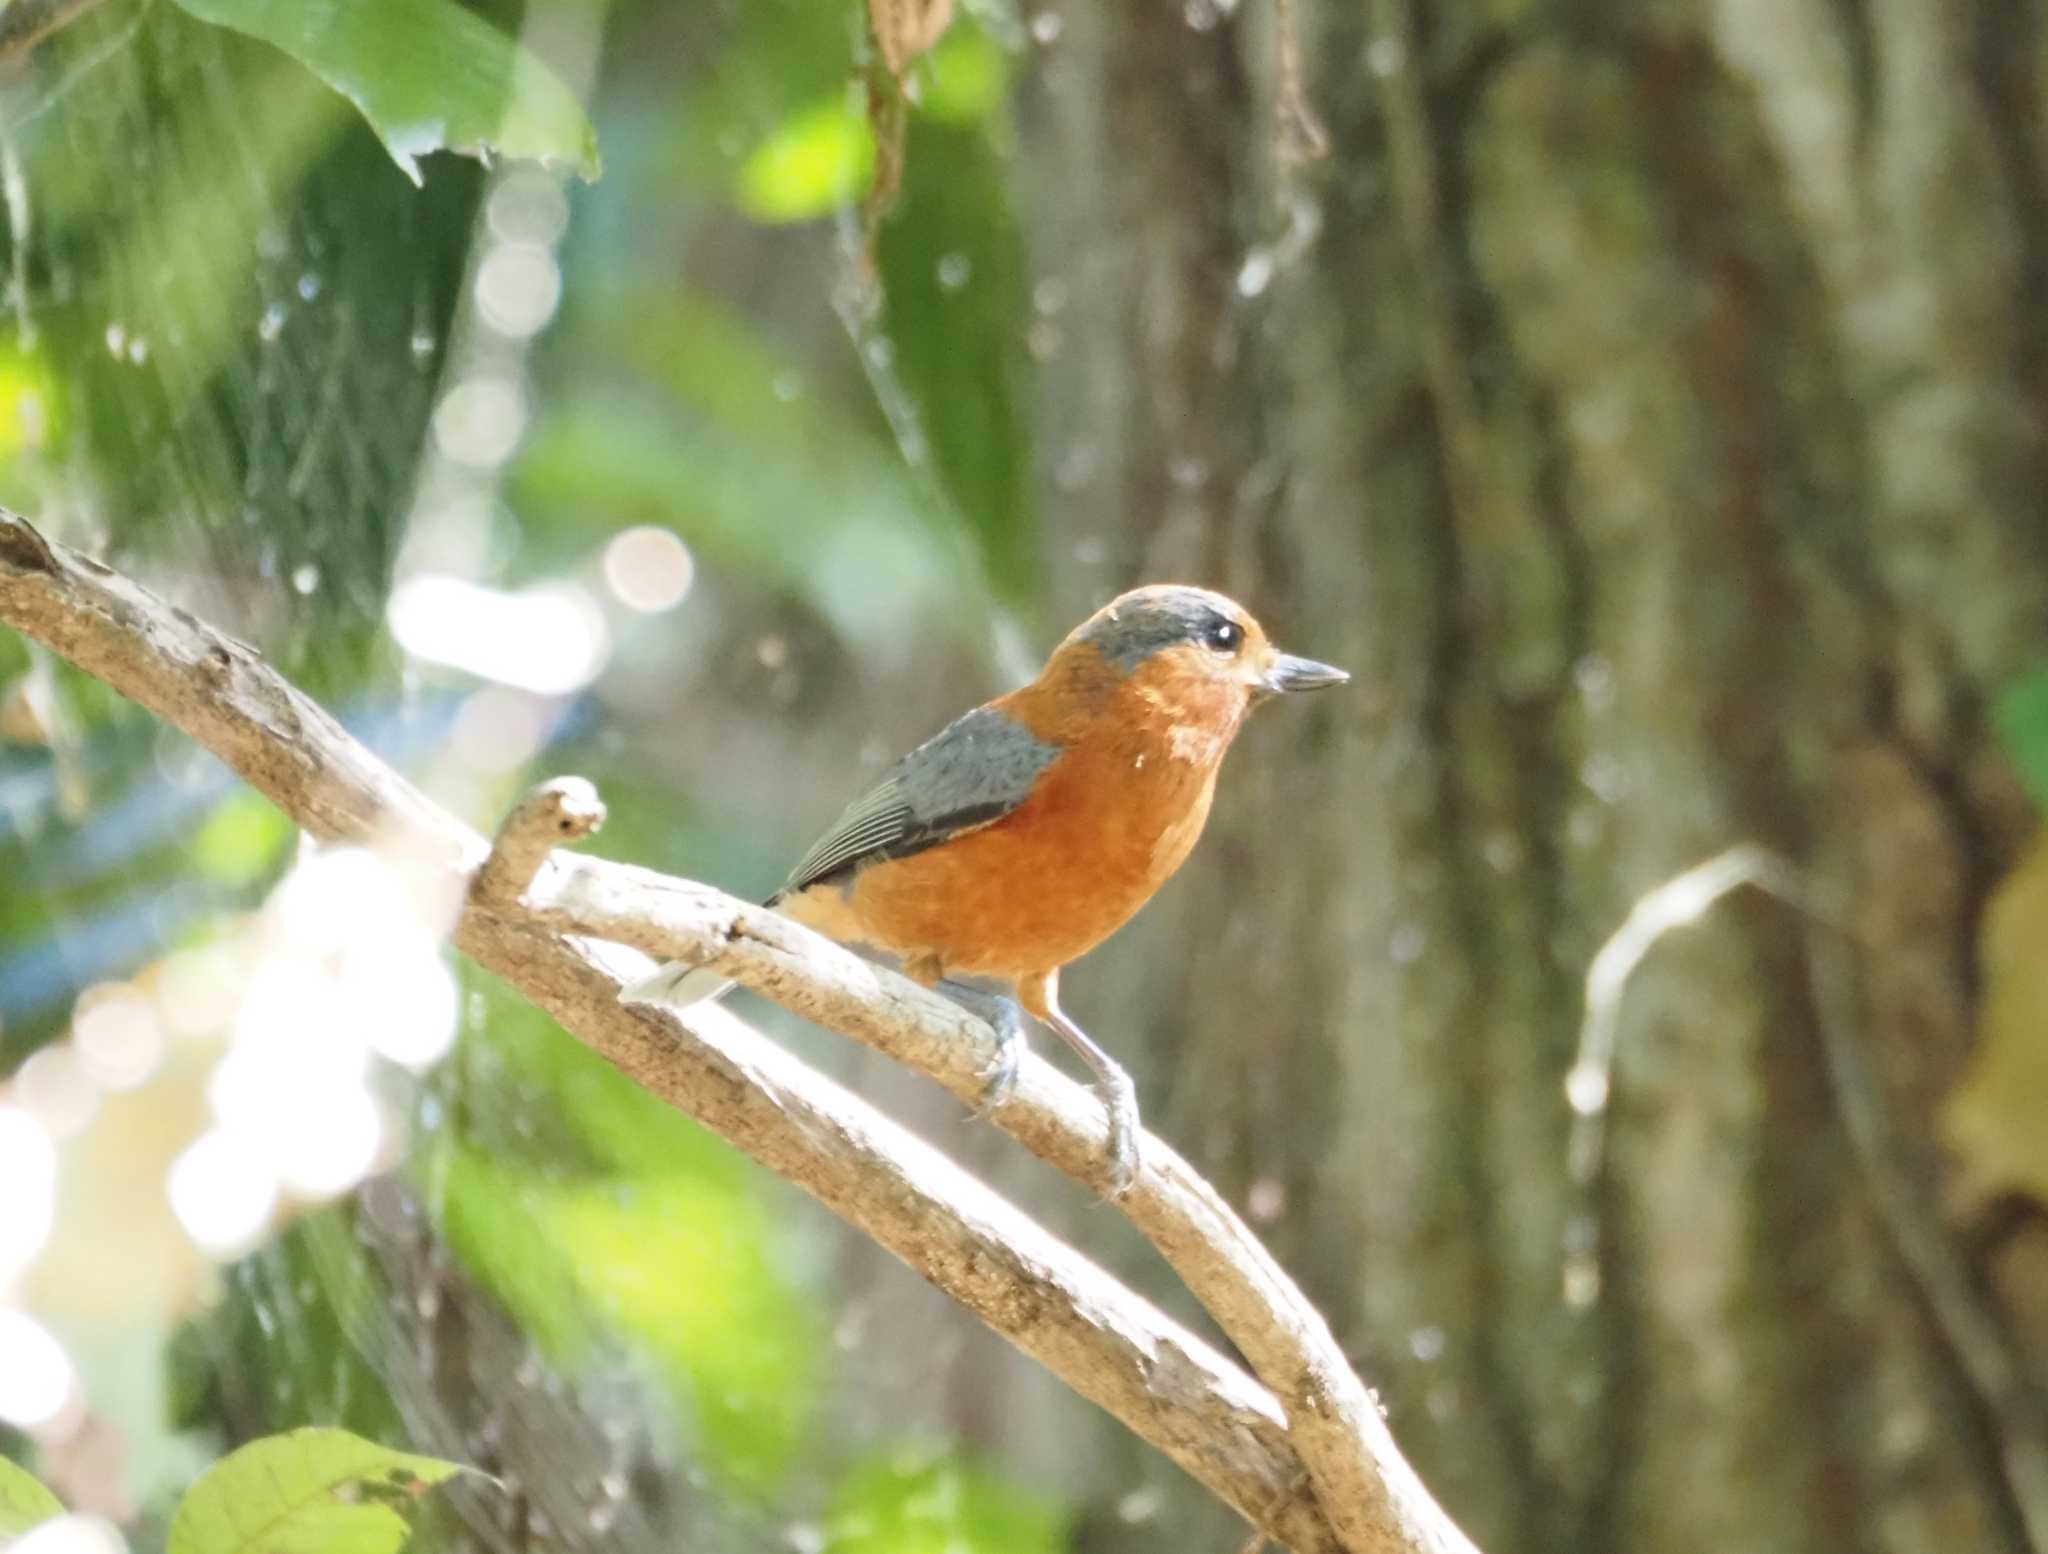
[[781, 705, 1062, 895]]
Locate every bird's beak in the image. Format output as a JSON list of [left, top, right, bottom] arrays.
[[1261, 653, 1350, 694]]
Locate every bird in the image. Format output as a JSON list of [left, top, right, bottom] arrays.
[[626, 584, 1348, 1195]]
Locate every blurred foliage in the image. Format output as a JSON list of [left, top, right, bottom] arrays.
[[12, 2, 482, 687], [438, 966, 823, 1499], [1946, 665, 2048, 1205], [824, 1451, 1067, 1554], [736, 27, 1008, 222], [171, 0, 601, 184], [737, 98, 876, 223], [1944, 835, 2048, 1205], [0, 0, 1065, 1548], [1995, 664, 2048, 812], [186, 790, 296, 889], [520, 15, 1035, 626]]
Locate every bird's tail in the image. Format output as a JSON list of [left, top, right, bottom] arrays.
[[620, 960, 736, 1009]]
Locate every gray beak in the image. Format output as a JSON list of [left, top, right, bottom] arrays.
[[1262, 653, 1350, 694]]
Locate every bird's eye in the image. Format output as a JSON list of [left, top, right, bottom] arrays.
[[1203, 618, 1243, 655]]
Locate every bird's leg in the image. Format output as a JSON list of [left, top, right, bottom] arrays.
[[935, 977, 1027, 1110], [1019, 971, 1139, 1197]]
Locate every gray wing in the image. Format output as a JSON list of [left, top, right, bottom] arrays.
[[780, 706, 1062, 895]]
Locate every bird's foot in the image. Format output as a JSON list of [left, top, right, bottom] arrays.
[[938, 979, 1028, 1116], [1097, 1072, 1141, 1200], [976, 1024, 1022, 1111]]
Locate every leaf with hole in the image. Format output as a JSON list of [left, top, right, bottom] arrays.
[[165, 1427, 471, 1554]]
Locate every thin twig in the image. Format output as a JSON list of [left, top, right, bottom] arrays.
[[0, 507, 1475, 1554], [0, 0, 106, 65], [1272, 0, 1329, 163]]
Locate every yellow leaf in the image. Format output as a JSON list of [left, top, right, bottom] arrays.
[[1943, 834, 2048, 1201], [736, 101, 876, 224]]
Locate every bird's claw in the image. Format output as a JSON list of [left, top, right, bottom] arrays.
[[1099, 1078, 1141, 1199], [976, 1033, 1022, 1112]]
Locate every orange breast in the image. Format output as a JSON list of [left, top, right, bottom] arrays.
[[799, 658, 1246, 984]]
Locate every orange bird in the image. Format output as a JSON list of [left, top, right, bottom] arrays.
[[629, 584, 1348, 1194]]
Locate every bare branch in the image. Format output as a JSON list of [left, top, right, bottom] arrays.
[[0, 508, 1476, 1554], [475, 775, 605, 906], [528, 858, 1473, 1554]]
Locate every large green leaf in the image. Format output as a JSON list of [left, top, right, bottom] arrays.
[[168, 0, 600, 184], [875, 114, 1036, 602], [0, 1455, 64, 1540], [166, 1428, 468, 1554]]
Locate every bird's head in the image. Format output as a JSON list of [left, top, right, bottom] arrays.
[[1052, 585, 1348, 724]]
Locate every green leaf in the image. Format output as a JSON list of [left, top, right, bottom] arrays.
[[167, 0, 600, 185], [736, 98, 876, 222], [167, 1427, 469, 1554], [0, 1455, 65, 1540], [875, 117, 1037, 600], [1995, 665, 2048, 812]]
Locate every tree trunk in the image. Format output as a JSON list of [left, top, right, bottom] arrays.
[[1014, 3, 2048, 1551]]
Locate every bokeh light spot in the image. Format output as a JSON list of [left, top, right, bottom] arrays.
[[602, 526, 695, 614], [13, 1046, 99, 1140], [0, 1107, 57, 1288], [71, 983, 164, 1091], [0, 1308, 76, 1427], [277, 1086, 383, 1199], [154, 943, 244, 1039], [167, 1130, 279, 1256], [390, 576, 610, 695], [11, 1515, 130, 1554], [351, 947, 460, 1070], [476, 242, 563, 339], [431, 375, 527, 468]]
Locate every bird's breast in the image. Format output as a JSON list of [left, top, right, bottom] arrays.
[[811, 714, 1226, 984]]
